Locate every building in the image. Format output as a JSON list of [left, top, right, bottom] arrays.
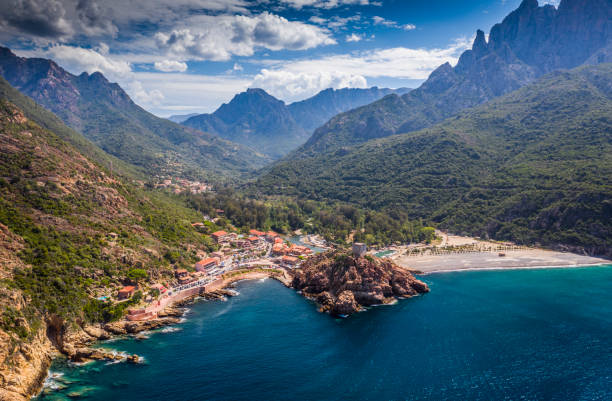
[[265, 231, 280, 242], [195, 257, 220, 272], [352, 243, 367, 257], [118, 286, 136, 300], [280, 255, 299, 267], [211, 230, 229, 243], [272, 243, 285, 255], [175, 269, 188, 279], [249, 229, 265, 237]]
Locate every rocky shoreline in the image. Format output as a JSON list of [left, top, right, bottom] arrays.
[[289, 251, 429, 315], [1, 285, 241, 401], [6, 271, 283, 401]]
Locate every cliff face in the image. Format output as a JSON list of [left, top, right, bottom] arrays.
[[290, 252, 429, 315], [294, 0, 612, 156]]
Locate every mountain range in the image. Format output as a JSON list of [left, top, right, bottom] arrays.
[[0, 47, 270, 179], [256, 0, 612, 255], [289, 0, 612, 157], [256, 64, 612, 255], [181, 86, 409, 158]]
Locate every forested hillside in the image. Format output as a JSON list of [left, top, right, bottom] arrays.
[[0, 47, 270, 179], [256, 65, 612, 255]]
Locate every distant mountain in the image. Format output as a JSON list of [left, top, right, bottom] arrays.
[[0, 47, 270, 178], [287, 86, 410, 133], [293, 0, 612, 156], [183, 88, 306, 159], [167, 113, 199, 123], [0, 76, 139, 178], [182, 86, 409, 159], [256, 64, 612, 255]]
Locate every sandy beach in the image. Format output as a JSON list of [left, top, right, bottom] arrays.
[[395, 248, 610, 274]]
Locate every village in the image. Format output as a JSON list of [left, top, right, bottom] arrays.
[[103, 226, 321, 322]]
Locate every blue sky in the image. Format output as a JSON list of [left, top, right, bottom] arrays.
[[0, 0, 559, 116]]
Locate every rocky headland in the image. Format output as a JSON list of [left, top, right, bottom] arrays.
[[290, 251, 429, 315]]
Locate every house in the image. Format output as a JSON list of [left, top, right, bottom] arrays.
[[175, 269, 188, 279], [272, 243, 285, 255], [248, 236, 261, 244], [280, 255, 299, 267], [266, 231, 279, 242], [211, 230, 229, 243], [191, 222, 205, 228], [289, 245, 312, 256], [274, 237, 284, 244], [249, 229, 265, 237], [118, 286, 136, 300], [195, 257, 220, 272]]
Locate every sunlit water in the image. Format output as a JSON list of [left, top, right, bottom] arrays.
[[36, 266, 612, 400]]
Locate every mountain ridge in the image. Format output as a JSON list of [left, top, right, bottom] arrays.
[[290, 0, 612, 157], [256, 64, 612, 256], [182, 86, 410, 158], [0, 47, 271, 179]]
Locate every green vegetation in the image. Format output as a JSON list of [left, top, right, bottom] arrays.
[[184, 189, 435, 246], [0, 52, 270, 179], [0, 98, 219, 340], [256, 65, 612, 255]]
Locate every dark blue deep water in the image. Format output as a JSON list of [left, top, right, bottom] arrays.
[[37, 266, 612, 400]]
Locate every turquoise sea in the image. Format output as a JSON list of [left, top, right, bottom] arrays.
[[37, 266, 612, 400]]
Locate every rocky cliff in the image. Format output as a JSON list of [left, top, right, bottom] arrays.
[[294, 0, 612, 156], [290, 251, 429, 315]]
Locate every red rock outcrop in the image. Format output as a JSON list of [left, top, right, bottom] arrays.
[[290, 251, 429, 315]]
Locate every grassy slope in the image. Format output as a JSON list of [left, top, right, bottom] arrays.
[[256, 64, 612, 254]]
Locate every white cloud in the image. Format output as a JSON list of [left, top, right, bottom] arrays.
[[280, 0, 375, 9], [372, 16, 416, 30], [251, 37, 471, 101], [45, 44, 131, 80], [154, 12, 336, 61], [346, 33, 362, 42], [133, 72, 251, 115], [252, 69, 367, 102], [154, 59, 188, 72], [127, 81, 165, 106]]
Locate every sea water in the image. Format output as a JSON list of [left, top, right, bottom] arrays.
[[36, 265, 612, 400]]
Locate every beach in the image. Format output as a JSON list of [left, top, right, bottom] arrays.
[[394, 248, 610, 274]]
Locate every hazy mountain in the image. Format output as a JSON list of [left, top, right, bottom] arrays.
[[167, 113, 199, 123], [293, 0, 612, 156], [287, 86, 411, 132], [182, 86, 410, 158], [0, 47, 270, 178], [183, 88, 307, 159], [256, 64, 612, 255]]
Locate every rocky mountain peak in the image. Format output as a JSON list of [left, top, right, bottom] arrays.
[[472, 29, 489, 56]]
